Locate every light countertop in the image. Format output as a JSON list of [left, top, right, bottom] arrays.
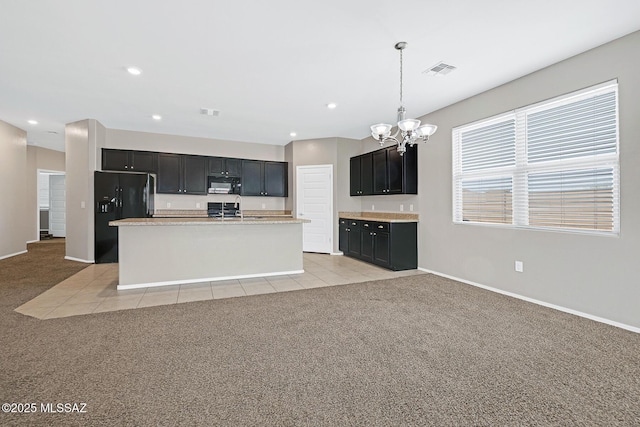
[[110, 217, 308, 226], [339, 212, 419, 223]]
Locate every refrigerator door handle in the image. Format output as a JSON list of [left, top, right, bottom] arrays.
[[114, 186, 121, 208]]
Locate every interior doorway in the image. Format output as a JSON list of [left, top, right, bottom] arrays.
[[38, 170, 66, 239], [296, 165, 333, 254]]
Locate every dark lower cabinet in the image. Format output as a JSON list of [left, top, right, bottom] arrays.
[[339, 219, 349, 253], [347, 221, 361, 257], [339, 218, 417, 271]]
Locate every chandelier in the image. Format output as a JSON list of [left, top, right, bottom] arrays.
[[370, 42, 437, 155]]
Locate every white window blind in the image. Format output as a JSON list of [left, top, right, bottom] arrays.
[[453, 81, 619, 234]]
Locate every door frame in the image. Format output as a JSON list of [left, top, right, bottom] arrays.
[[36, 169, 65, 242], [296, 164, 334, 254], [48, 173, 66, 238]]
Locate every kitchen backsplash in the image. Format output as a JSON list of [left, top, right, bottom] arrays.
[[154, 193, 285, 212]]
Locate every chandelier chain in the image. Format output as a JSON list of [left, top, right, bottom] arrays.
[[399, 48, 403, 106]]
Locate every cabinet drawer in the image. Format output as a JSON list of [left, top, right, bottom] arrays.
[[362, 221, 389, 232], [373, 222, 390, 232]]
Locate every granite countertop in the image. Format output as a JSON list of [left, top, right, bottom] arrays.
[[110, 217, 308, 226], [338, 211, 419, 223]]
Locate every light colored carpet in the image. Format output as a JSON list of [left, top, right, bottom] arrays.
[[1, 241, 639, 426]]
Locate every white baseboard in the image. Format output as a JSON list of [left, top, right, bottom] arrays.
[[117, 269, 306, 290], [0, 250, 27, 261], [418, 267, 640, 334], [26, 239, 39, 244], [64, 256, 95, 264], [330, 251, 344, 256]]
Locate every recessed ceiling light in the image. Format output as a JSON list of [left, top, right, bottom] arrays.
[[27, 119, 38, 125], [290, 132, 297, 137], [327, 103, 337, 109], [126, 66, 142, 76], [152, 114, 162, 121]]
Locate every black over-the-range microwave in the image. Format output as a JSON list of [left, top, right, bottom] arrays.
[[207, 176, 241, 194]]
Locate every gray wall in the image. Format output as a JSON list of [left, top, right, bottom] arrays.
[[65, 119, 105, 262], [0, 120, 27, 259], [414, 31, 640, 329], [26, 146, 65, 241]]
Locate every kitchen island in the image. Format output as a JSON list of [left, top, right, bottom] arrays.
[[110, 217, 309, 290]]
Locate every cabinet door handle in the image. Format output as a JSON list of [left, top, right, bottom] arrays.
[[378, 225, 384, 229]]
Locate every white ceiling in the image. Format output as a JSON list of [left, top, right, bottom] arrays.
[[2, 1, 640, 152]]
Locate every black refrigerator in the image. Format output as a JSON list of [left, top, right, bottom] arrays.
[[94, 171, 155, 263]]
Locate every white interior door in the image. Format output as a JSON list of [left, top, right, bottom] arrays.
[[296, 165, 333, 254], [49, 174, 66, 237]]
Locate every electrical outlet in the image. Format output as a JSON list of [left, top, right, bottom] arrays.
[[400, 204, 404, 211], [515, 261, 524, 273], [262, 203, 266, 209], [167, 202, 171, 208], [80, 201, 85, 209], [196, 202, 201, 209], [409, 204, 414, 212], [371, 204, 375, 211]]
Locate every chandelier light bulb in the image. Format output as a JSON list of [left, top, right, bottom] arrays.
[[398, 119, 421, 132]]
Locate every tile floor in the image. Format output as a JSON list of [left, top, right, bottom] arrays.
[[15, 253, 422, 320]]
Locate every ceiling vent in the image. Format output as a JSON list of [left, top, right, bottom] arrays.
[[423, 62, 457, 77], [200, 108, 220, 116]]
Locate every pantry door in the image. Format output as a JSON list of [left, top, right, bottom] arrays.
[[296, 165, 333, 254]]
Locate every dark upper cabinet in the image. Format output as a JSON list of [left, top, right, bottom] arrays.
[[264, 162, 287, 197], [157, 154, 182, 193], [157, 153, 207, 195], [372, 149, 388, 194], [350, 157, 361, 196], [209, 157, 242, 177], [103, 147, 285, 197], [350, 153, 373, 196], [241, 160, 287, 197], [361, 154, 373, 195], [240, 160, 263, 196], [102, 149, 157, 173], [183, 155, 207, 194], [351, 145, 417, 196]]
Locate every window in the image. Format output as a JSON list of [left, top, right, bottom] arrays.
[[453, 81, 619, 234]]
